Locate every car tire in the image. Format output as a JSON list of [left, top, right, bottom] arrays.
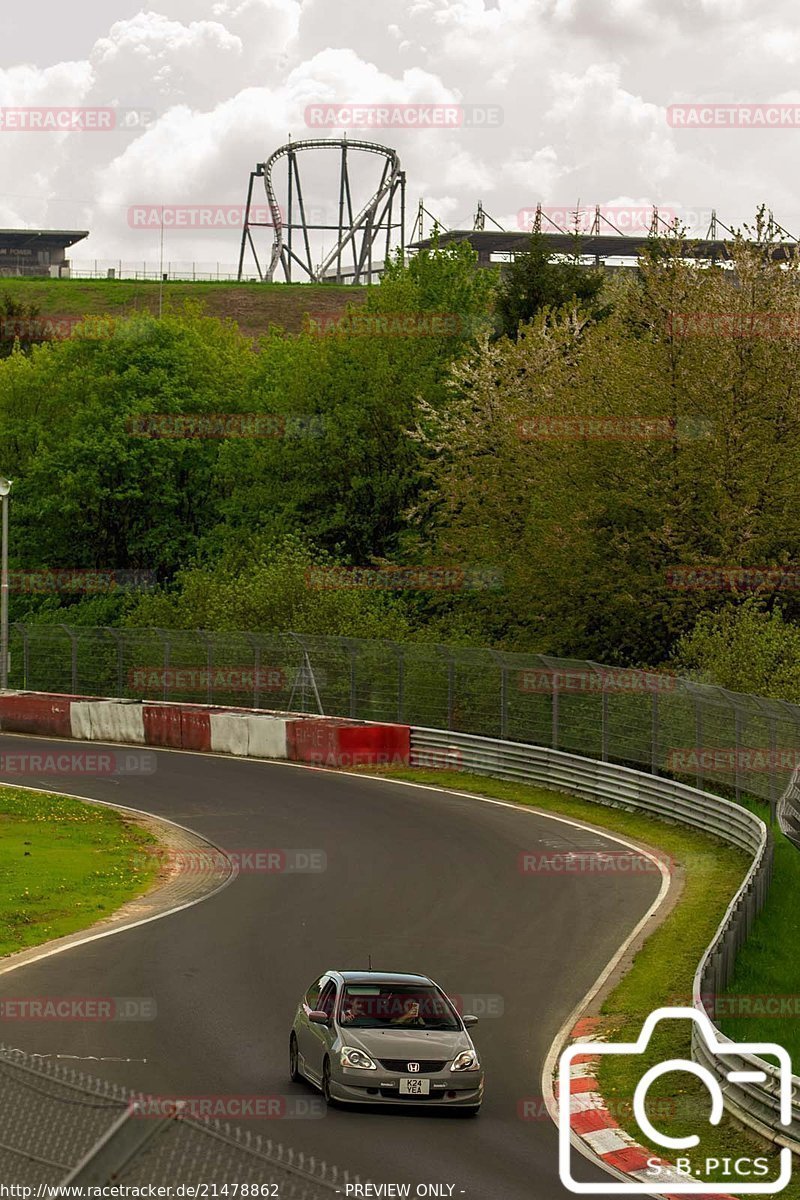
[[289, 1034, 301, 1083], [322, 1057, 337, 1108]]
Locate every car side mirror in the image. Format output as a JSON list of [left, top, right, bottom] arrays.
[[462, 1014, 479, 1028], [308, 1009, 331, 1025]]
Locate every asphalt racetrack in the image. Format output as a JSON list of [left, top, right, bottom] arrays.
[[0, 735, 663, 1198]]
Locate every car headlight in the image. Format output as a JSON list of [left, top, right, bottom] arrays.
[[341, 1047, 378, 1070], [451, 1050, 480, 1072]]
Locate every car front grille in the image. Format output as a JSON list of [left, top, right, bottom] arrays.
[[378, 1059, 448, 1073]]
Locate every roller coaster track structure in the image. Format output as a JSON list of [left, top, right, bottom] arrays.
[[237, 139, 406, 284]]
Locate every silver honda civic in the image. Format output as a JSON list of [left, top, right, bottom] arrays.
[[289, 970, 483, 1114]]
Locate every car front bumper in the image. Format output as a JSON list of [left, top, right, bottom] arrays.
[[329, 1069, 484, 1107]]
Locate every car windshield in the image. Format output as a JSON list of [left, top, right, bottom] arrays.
[[338, 984, 461, 1030]]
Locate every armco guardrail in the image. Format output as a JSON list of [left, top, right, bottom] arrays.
[[409, 727, 798, 1151]]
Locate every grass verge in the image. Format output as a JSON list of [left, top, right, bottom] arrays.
[[359, 766, 797, 1195], [0, 785, 159, 958]]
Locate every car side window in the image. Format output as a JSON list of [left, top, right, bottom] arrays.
[[305, 976, 326, 1009], [317, 980, 337, 1017]]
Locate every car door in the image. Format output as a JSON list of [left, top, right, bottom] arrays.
[[304, 978, 338, 1083], [296, 975, 326, 1079]]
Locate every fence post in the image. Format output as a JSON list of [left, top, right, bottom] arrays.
[[103, 627, 124, 696], [246, 633, 261, 709], [500, 664, 508, 740], [769, 716, 778, 825], [156, 628, 171, 701], [59, 624, 78, 693], [437, 647, 456, 730], [601, 689, 609, 762], [347, 643, 358, 719], [651, 690, 660, 775], [694, 690, 703, 791], [552, 675, 560, 750], [734, 707, 743, 803], [62, 1101, 185, 1186], [396, 644, 405, 724], [15, 623, 29, 690], [198, 631, 213, 705]]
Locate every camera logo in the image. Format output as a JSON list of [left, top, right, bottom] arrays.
[[558, 1007, 793, 1194]]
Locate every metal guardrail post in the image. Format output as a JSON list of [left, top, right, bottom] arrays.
[[62, 1101, 185, 1185]]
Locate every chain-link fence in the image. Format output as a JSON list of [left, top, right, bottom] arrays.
[[0, 1044, 352, 1193], [8, 623, 800, 816]]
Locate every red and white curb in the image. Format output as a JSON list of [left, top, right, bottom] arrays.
[[561, 1018, 735, 1198]]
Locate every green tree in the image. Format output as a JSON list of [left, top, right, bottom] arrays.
[[0, 291, 51, 359], [213, 239, 498, 562], [494, 231, 608, 340], [674, 601, 800, 702], [0, 307, 256, 621], [413, 221, 800, 661], [125, 532, 414, 639]]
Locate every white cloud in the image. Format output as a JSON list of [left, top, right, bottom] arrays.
[[1, 0, 799, 263]]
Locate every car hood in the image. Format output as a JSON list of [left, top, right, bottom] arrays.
[[339, 1027, 472, 1061]]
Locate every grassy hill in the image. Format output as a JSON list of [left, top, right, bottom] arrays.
[[0, 277, 368, 340]]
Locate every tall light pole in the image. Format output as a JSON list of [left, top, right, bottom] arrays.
[[0, 476, 11, 690]]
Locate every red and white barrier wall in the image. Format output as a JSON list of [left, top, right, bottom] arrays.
[[0, 693, 410, 769]]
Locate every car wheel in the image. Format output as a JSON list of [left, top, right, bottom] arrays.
[[322, 1057, 337, 1107], [289, 1034, 301, 1083]]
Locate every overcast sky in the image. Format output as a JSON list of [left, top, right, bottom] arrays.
[[1, 0, 798, 271]]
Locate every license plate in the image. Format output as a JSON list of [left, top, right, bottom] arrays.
[[399, 1078, 430, 1096]]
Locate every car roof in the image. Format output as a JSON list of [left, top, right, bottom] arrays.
[[332, 971, 434, 985]]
